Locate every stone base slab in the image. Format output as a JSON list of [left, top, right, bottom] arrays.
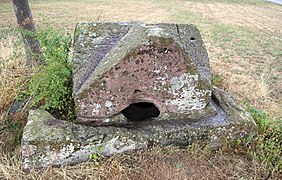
[[21, 87, 257, 171]]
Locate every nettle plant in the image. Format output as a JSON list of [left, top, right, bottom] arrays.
[[26, 27, 75, 120]]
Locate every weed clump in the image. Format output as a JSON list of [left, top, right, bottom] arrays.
[[239, 102, 282, 174], [22, 27, 74, 121], [212, 73, 224, 88]]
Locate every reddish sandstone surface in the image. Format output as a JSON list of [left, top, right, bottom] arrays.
[[72, 22, 212, 125]]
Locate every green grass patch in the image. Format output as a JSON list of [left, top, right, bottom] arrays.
[[241, 102, 282, 173]]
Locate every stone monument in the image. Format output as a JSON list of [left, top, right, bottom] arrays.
[[21, 22, 257, 171]]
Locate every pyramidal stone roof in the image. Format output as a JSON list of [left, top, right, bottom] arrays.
[[72, 22, 214, 125]]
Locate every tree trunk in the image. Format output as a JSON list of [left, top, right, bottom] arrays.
[[12, 0, 44, 66]]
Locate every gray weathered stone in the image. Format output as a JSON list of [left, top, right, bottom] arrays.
[[21, 22, 258, 171], [22, 87, 257, 172], [72, 22, 213, 125]]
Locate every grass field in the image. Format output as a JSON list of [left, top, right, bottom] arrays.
[[0, 0, 281, 179]]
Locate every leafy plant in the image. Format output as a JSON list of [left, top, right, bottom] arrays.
[[23, 27, 74, 120], [244, 102, 282, 172], [212, 73, 223, 88], [89, 145, 104, 166], [89, 153, 101, 166]]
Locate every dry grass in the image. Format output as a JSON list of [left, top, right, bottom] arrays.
[[186, 2, 282, 35], [0, 146, 277, 180], [180, 1, 282, 115], [159, 0, 282, 116], [0, 0, 170, 31], [0, 30, 31, 153], [0, 0, 281, 179], [0, 31, 30, 116]]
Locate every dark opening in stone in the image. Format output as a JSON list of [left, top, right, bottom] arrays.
[[121, 102, 160, 121]]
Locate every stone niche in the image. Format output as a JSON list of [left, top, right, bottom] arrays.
[[21, 22, 258, 171]]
